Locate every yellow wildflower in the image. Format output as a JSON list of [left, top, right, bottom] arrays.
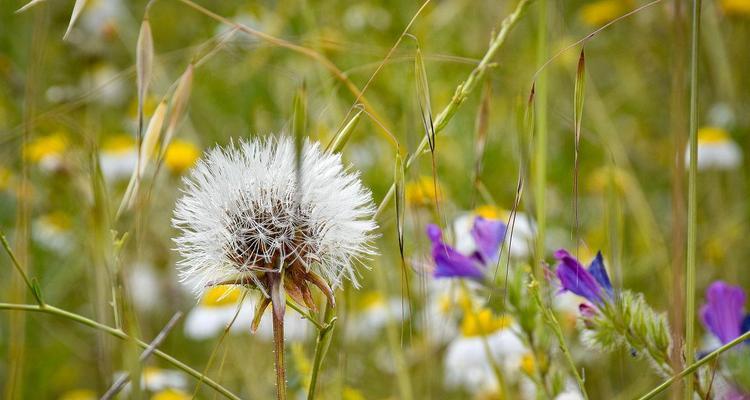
[[721, 0, 750, 16], [460, 308, 512, 337], [579, 0, 626, 27], [200, 285, 242, 307], [164, 140, 200, 174], [151, 389, 191, 400]]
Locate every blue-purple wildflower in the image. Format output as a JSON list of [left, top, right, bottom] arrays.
[[700, 281, 750, 345], [426, 216, 506, 280], [554, 249, 613, 307]]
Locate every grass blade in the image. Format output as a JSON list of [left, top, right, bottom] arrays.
[[326, 105, 364, 154], [136, 15, 154, 152], [415, 44, 434, 153], [573, 49, 586, 249], [15, 0, 46, 13], [62, 0, 86, 40]]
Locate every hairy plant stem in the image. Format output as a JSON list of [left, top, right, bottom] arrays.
[[272, 309, 287, 400], [0, 303, 241, 400], [307, 304, 337, 399], [374, 0, 535, 218], [529, 278, 589, 400], [685, 0, 702, 397]]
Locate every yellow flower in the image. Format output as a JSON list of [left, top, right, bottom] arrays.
[[588, 166, 630, 193], [342, 387, 366, 400], [101, 134, 136, 154], [200, 285, 242, 307], [520, 353, 536, 375], [59, 389, 96, 400], [579, 0, 626, 27], [357, 291, 385, 310], [474, 204, 503, 220], [698, 126, 731, 144], [40, 211, 73, 231], [460, 308, 512, 337], [405, 175, 440, 207], [128, 95, 159, 119], [721, 0, 750, 16], [151, 389, 191, 400], [24, 132, 68, 163], [164, 140, 200, 174]]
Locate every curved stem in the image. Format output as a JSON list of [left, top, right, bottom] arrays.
[[374, 0, 535, 218], [0, 303, 241, 400], [638, 329, 750, 400]]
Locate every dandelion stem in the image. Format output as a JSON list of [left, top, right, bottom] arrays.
[[638, 329, 750, 400], [272, 309, 287, 400], [685, 0, 702, 397], [375, 0, 534, 218], [307, 303, 336, 400], [0, 303, 241, 400]]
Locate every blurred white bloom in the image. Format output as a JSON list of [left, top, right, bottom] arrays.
[[117, 367, 187, 395], [345, 291, 406, 342], [555, 389, 586, 400], [127, 263, 161, 312], [99, 134, 137, 182], [184, 285, 310, 341], [685, 127, 743, 171], [343, 4, 391, 31], [708, 103, 736, 129], [32, 212, 74, 253], [443, 309, 527, 394], [453, 205, 536, 259], [79, 0, 124, 39], [24, 132, 68, 173], [83, 64, 128, 106], [172, 136, 377, 296]]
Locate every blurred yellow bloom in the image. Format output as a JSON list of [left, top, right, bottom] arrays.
[[102, 134, 136, 154], [579, 0, 626, 27], [358, 291, 385, 310], [164, 140, 200, 174], [128, 95, 159, 119], [24, 132, 68, 163], [520, 352, 536, 375], [460, 308, 512, 337], [200, 285, 242, 307], [151, 389, 190, 400], [342, 387, 366, 400], [405, 175, 440, 207], [59, 389, 96, 400], [721, 0, 750, 16], [40, 211, 73, 231], [698, 126, 731, 144], [474, 204, 503, 220], [588, 166, 630, 193]]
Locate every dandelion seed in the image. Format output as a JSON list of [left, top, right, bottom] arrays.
[[172, 135, 377, 307]]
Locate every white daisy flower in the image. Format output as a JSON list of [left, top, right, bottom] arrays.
[[443, 308, 528, 394], [345, 291, 406, 342], [127, 263, 161, 313], [32, 212, 74, 253], [99, 134, 138, 182], [184, 285, 311, 341], [172, 135, 376, 308], [685, 127, 743, 171]]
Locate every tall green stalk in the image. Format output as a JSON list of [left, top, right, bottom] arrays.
[[684, 0, 702, 397], [534, 0, 548, 275]]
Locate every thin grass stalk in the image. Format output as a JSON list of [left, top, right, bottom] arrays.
[[0, 303, 242, 400], [307, 304, 336, 399], [534, 0, 548, 275], [529, 278, 589, 400], [639, 329, 750, 400], [375, 0, 535, 218], [668, 0, 688, 398], [685, 0, 702, 397]]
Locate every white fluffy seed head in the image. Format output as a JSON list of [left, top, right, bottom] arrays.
[[172, 135, 377, 296]]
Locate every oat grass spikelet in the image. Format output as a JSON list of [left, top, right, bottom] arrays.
[[172, 135, 377, 313]]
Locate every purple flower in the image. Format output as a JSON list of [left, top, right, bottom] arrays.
[[554, 249, 613, 307], [700, 281, 750, 345], [425, 216, 507, 280]]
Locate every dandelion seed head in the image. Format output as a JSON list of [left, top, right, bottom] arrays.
[[172, 135, 377, 297]]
